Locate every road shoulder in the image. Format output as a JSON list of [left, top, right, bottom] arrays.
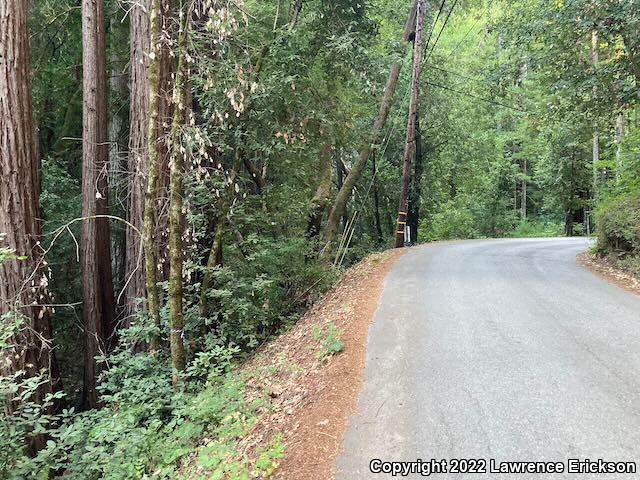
[[237, 248, 406, 479], [577, 251, 640, 296]]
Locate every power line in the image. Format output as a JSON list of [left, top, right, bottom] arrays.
[[423, 0, 459, 64], [444, 1, 492, 61], [423, 0, 447, 52], [426, 62, 483, 84], [425, 80, 528, 113]]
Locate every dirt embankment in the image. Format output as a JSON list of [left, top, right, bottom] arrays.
[[238, 249, 405, 479], [577, 251, 640, 295]]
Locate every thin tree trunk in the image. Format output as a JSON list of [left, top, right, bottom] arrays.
[[0, 0, 60, 452], [200, 154, 242, 319], [521, 158, 527, 221], [143, 0, 164, 350], [395, 0, 426, 248], [615, 112, 625, 181], [168, 3, 189, 385], [306, 143, 333, 238], [81, 0, 116, 408]]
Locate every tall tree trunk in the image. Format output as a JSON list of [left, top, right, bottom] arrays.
[[395, 0, 426, 248], [156, 0, 176, 283], [125, 0, 151, 319], [143, 0, 164, 350], [108, 14, 130, 309], [126, 0, 174, 342], [168, 3, 189, 385], [306, 143, 333, 239], [0, 0, 61, 452], [407, 113, 423, 244], [81, 0, 116, 408], [521, 158, 527, 221]]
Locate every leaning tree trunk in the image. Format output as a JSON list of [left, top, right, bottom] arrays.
[[324, 62, 401, 249], [81, 0, 116, 409], [0, 0, 61, 453], [323, 1, 420, 251]]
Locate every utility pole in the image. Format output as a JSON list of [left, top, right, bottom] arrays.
[[395, 0, 426, 248]]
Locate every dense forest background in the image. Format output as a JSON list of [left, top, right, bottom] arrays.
[[1, 0, 639, 477]]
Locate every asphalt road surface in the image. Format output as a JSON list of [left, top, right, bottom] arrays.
[[336, 238, 640, 479]]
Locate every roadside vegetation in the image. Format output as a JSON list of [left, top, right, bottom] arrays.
[[1, 0, 639, 478]]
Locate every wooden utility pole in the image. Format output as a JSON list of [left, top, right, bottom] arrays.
[[395, 0, 426, 248]]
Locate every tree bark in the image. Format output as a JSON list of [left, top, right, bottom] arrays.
[[125, 0, 151, 318], [0, 0, 61, 452], [81, 0, 116, 408], [143, 0, 164, 350], [395, 0, 426, 248], [306, 143, 333, 239], [126, 1, 175, 322], [168, 3, 189, 385]]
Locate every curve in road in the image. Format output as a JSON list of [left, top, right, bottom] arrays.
[[337, 238, 640, 479]]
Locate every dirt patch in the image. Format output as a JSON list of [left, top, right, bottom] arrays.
[[236, 248, 405, 479], [577, 252, 640, 295]]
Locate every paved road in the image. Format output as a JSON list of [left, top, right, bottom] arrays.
[[336, 238, 640, 479]]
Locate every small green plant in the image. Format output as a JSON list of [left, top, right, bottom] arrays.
[[312, 323, 344, 361], [254, 434, 285, 478]]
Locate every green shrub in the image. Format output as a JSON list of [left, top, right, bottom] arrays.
[[596, 193, 640, 256], [509, 219, 564, 238]]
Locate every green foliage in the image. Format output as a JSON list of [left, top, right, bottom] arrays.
[[1, 323, 272, 479], [424, 198, 479, 241], [509, 220, 564, 238], [312, 322, 344, 361], [596, 192, 640, 257], [0, 314, 66, 478]]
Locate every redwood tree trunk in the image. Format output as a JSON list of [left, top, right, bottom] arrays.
[[81, 0, 116, 408], [125, 0, 151, 317], [0, 0, 60, 451]]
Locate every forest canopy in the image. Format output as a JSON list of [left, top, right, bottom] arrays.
[[1, 0, 639, 477]]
